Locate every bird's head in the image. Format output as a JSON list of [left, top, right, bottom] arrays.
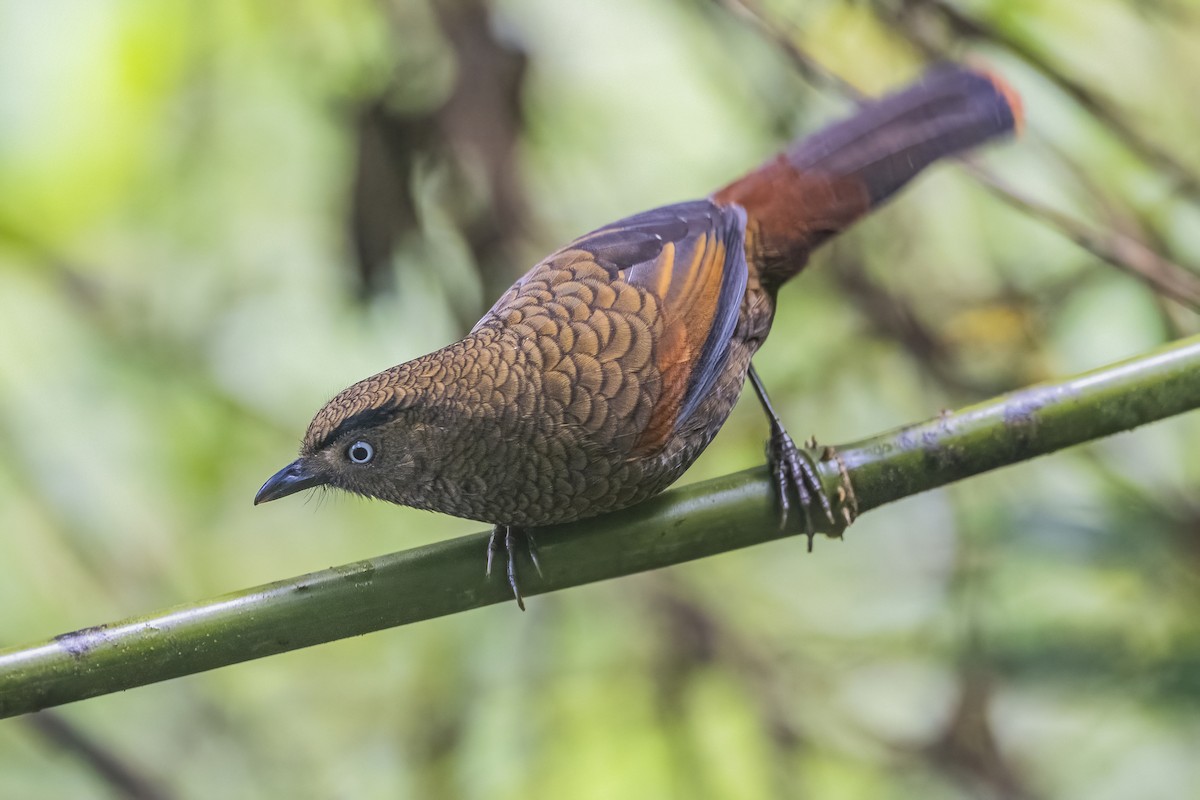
[[254, 365, 441, 507]]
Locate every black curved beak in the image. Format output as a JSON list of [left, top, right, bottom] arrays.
[[254, 459, 325, 505]]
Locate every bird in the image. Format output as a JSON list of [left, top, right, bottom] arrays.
[[255, 64, 1023, 608]]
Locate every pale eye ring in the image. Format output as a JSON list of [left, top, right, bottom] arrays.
[[347, 441, 375, 464]]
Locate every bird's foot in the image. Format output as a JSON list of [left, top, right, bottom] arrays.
[[767, 428, 858, 551], [485, 525, 543, 611]]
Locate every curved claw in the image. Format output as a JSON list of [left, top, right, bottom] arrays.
[[486, 525, 541, 611], [525, 530, 544, 577], [767, 425, 835, 551]]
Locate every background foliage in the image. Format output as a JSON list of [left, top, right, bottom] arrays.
[[2, 0, 1199, 797]]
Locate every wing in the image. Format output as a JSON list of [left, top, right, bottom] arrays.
[[574, 201, 748, 432], [478, 199, 748, 455]]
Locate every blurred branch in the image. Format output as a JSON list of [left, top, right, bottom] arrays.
[[828, 245, 1021, 397], [714, 0, 1200, 310], [644, 577, 813, 789], [959, 159, 1200, 309], [908, 504, 1040, 799], [921, 667, 1039, 799], [2, 334, 1199, 718], [1032, 138, 1200, 337], [24, 711, 171, 800], [716, 0, 865, 100], [348, 0, 530, 319]]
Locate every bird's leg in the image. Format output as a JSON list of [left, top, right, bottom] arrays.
[[747, 364, 837, 551], [485, 525, 544, 611]]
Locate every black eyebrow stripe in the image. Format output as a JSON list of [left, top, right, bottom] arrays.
[[313, 403, 404, 451]]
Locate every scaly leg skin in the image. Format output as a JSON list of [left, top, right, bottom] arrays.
[[486, 525, 543, 611], [747, 364, 837, 551]]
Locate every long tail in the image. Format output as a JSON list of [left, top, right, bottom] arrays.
[[712, 65, 1022, 291]]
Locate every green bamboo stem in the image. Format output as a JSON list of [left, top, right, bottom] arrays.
[[2, 334, 1198, 718]]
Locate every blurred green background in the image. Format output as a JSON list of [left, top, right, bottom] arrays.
[[2, 0, 1199, 797]]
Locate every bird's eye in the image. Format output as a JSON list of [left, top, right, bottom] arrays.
[[347, 441, 375, 464]]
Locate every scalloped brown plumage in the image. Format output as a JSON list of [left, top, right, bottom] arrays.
[[256, 65, 1022, 606]]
